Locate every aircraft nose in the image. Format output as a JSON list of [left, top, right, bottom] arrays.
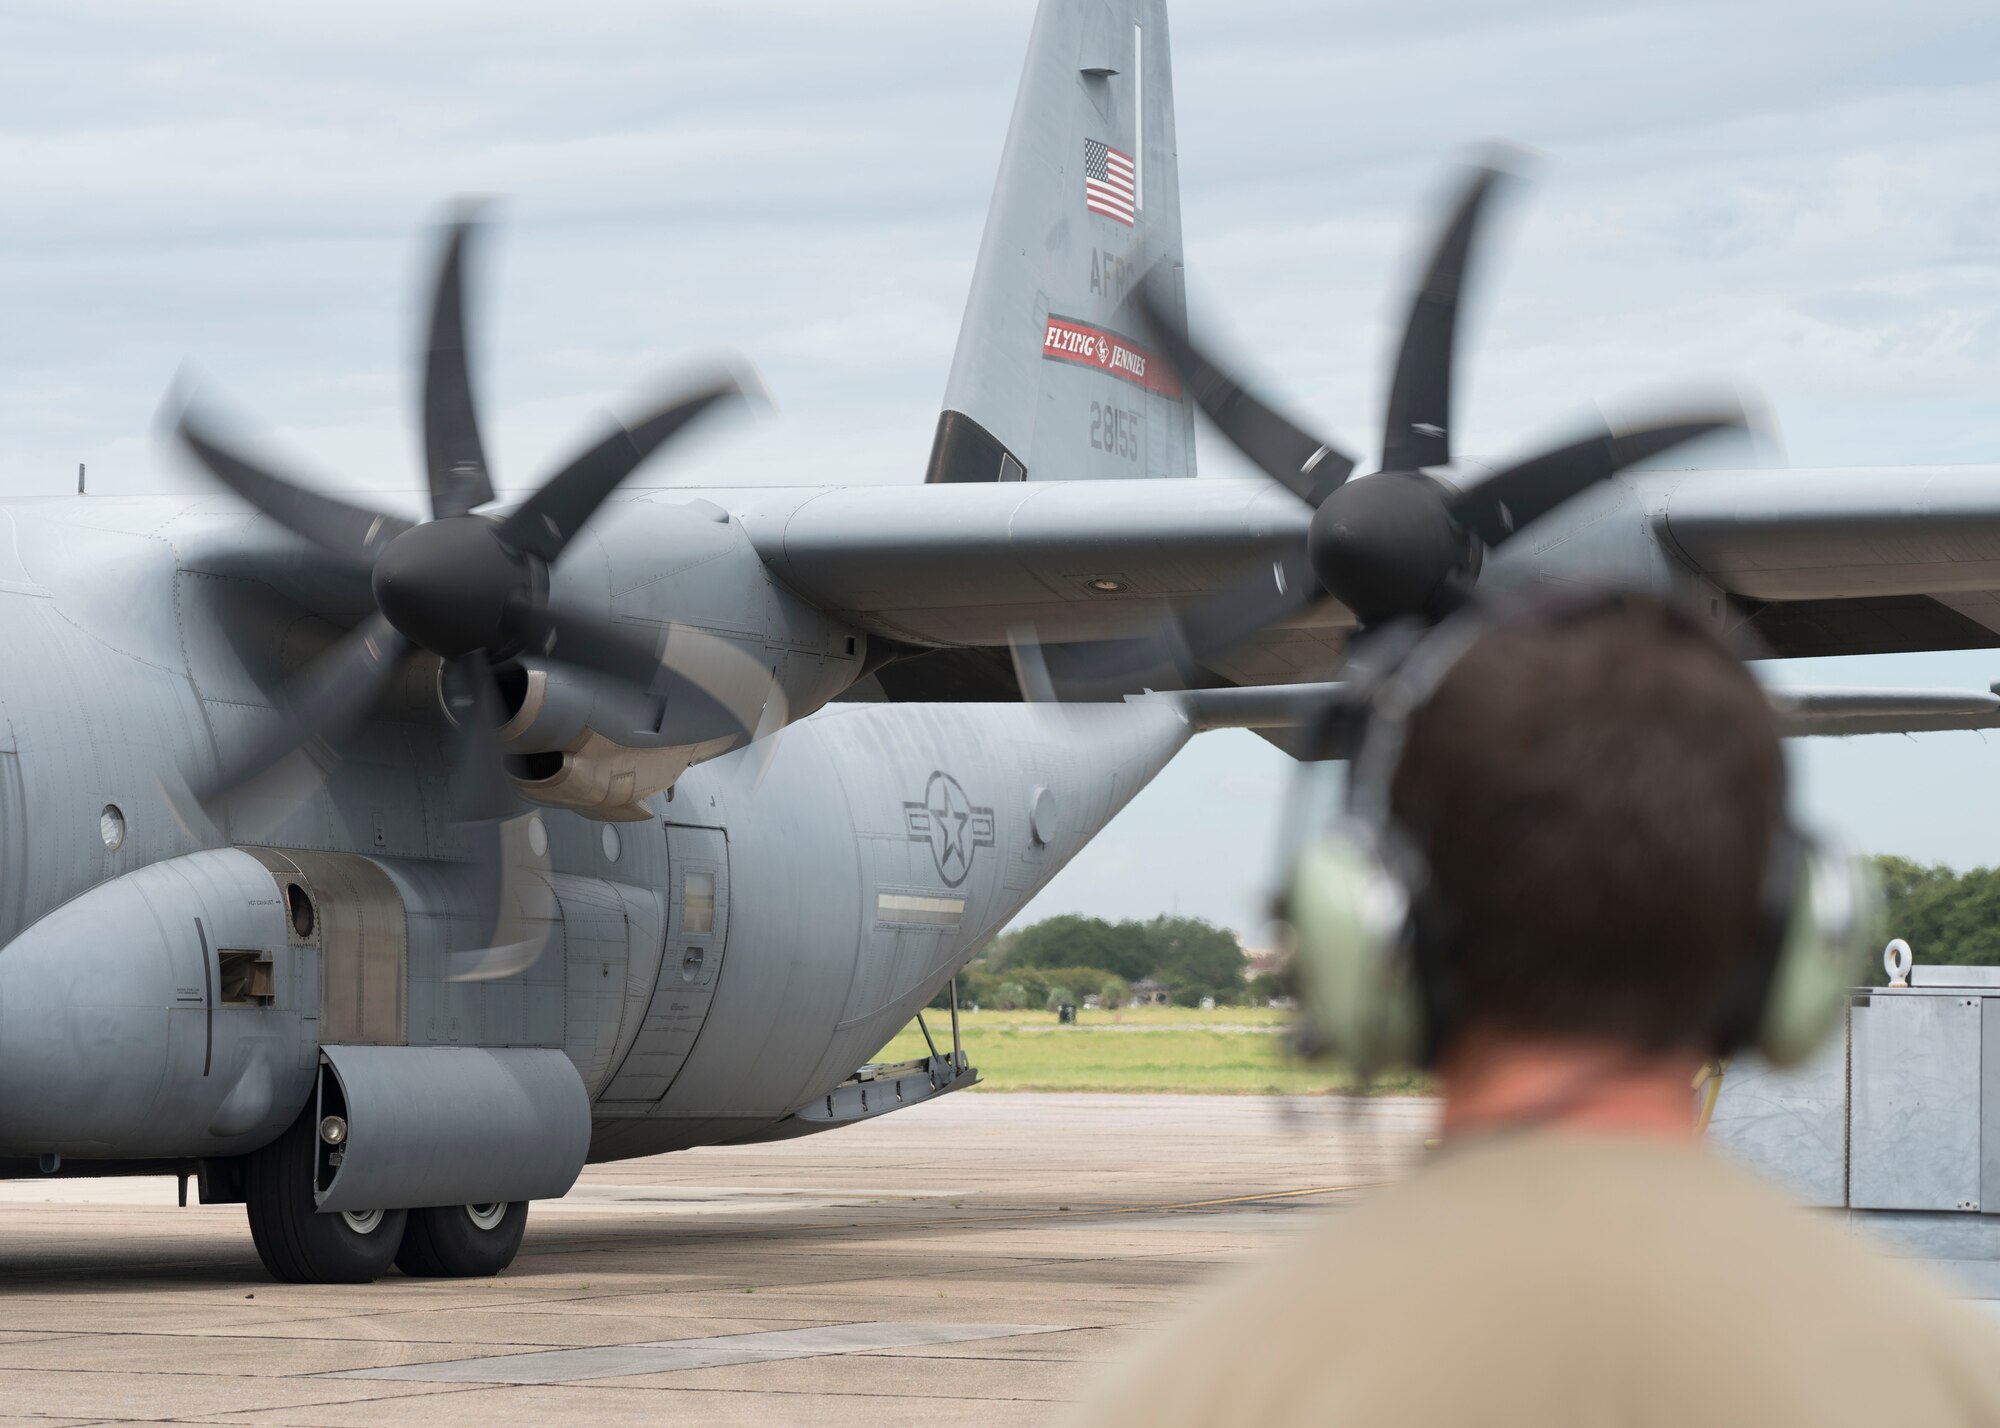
[[0, 880, 177, 1158], [0, 848, 312, 1164]]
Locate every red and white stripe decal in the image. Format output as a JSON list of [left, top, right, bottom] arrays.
[[1085, 140, 1137, 226], [1040, 315, 1183, 398]]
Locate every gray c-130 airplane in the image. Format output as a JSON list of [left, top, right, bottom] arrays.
[[5, 0, 1999, 1285]]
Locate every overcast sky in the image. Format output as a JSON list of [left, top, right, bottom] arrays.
[[3, 0, 1997, 940]]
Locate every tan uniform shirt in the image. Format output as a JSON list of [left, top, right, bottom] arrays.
[[1072, 1134, 2000, 1427]]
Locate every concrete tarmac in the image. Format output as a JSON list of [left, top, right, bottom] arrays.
[[0, 1093, 1437, 1427]]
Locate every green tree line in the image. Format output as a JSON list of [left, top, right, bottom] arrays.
[[927, 856, 1997, 1011], [1873, 855, 2000, 973], [930, 913, 1266, 1011]]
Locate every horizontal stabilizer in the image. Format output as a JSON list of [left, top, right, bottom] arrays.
[[1165, 683, 1345, 732], [1768, 686, 2000, 737], [1156, 681, 2000, 754]]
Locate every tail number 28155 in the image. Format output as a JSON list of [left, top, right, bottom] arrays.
[[1090, 401, 1141, 462]]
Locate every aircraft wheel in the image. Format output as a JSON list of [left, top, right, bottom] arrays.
[[395, 1201, 528, 1278], [244, 1104, 407, 1284]]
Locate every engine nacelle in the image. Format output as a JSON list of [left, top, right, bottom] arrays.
[[499, 497, 869, 820], [494, 665, 721, 821]]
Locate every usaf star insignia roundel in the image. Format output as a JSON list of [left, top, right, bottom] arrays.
[[904, 771, 997, 888]]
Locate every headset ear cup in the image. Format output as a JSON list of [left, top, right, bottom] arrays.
[[1289, 826, 1428, 1074], [1758, 846, 1881, 1067]]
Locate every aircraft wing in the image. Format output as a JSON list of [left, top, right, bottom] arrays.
[[1660, 465, 2000, 656], [746, 466, 2000, 667], [740, 467, 2000, 701], [737, 478, 1318, 649]]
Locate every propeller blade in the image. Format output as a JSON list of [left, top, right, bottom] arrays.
[[422, 212, 495, 519], [496, 378, 745, 563], [1379, 163, 1512, 474], [1137, 271, 1353, 506], [440, 650, 516, 824], [200, 611, 409, 803], [447, 815, 511, 960], [1450, 409, 1746, 549], [500, 597, 749, 745], [178, 409, 410, 564]]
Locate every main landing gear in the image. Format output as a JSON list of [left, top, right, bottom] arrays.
[[242, 1105, 527, 1283], [395, 1201, 529, 1278]]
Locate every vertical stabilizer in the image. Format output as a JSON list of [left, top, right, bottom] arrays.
[[926, 0, 1195, 484]]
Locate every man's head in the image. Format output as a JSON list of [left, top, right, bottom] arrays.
[[1386, 593, 1786, 1055]]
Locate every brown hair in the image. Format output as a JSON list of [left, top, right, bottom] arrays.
[[1388, 595, 1787, 1049]]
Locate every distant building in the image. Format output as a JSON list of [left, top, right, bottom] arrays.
[[1241, 945, 1288, 980], [1129, 978, 1170, 1007]]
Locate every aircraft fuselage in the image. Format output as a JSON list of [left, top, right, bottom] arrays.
[[0, 496, 1190, 1175]]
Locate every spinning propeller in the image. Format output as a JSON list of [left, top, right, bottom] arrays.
[[1033, 158, 1746, 694], [176, 211, 751, 822]]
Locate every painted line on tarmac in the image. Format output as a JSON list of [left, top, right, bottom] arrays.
[[900, 1183, 1381, 1228], [324, 1321, 1070, 1384], [520, 1176, 1392, 1256]]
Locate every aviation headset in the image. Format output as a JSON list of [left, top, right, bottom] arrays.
[[1281, 586, 1878, 1075]]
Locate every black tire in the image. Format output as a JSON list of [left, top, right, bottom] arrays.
[[395, 1202, 528, 1278], [244, 1104, 406, 1284]]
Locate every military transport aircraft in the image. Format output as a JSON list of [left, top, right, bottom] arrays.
[[3, 0, 1998, 1286]]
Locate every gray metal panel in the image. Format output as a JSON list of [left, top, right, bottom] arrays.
[[1851, 992, 1983, 1211], [1832, 1209, 2000, 1300], [316, 1045, 588, 1212], [0, 750, 25, 946], [1707, 1031, 1849, 1208], [247, 849, 407, 1046], [1982, 999, 2000, 1216], [552, 874, 632, 1097], [1921, 966, 2000, 989], [741, 1057, 979, 1145]]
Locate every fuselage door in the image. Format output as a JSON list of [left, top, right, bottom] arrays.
[[595, 823, 730, 1106]]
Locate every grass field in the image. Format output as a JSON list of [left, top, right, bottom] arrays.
[[874, 1005, 1430, 1096]]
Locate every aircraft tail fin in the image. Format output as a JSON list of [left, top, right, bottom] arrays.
[[925, 0, 1196, 484]]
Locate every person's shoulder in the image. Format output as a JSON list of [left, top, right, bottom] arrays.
[[1062, 1210, 1382, 1428], [1523, 1137, 2000, 1407], [1068, 1138, 2000, 1427]]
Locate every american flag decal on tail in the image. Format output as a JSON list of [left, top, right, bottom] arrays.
[[1084, 139, 1136, 226]]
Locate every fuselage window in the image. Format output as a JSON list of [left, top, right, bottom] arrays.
[[683, 871, 716, 934]]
